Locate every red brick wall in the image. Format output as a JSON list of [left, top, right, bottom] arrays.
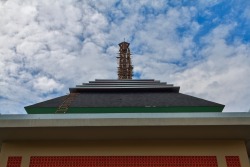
[[29, 156, 218, 167], [6, 156, 22, 167], [226, 156, 241, 167]]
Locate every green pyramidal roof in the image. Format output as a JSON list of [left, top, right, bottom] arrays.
[[25, 79, 224, 114]]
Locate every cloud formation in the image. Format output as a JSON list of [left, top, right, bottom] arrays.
[[0, 0, 250, 114]]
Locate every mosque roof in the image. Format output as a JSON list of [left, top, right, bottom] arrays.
[[25, 79, 224, 114]]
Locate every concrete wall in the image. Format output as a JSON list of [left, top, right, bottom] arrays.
[[0, 140, 249, 167]]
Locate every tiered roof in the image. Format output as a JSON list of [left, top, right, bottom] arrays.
[[25, 79, 224, 114]]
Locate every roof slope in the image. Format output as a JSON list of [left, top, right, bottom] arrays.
[[25, 79, 224, 114]]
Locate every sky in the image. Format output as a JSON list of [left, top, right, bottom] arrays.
[[1, 0, 250, 114]]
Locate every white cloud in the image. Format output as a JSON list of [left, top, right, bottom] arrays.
[[197, 0, 220, 8], [33, 76, 63, 93], [172, 24, 250, 112]]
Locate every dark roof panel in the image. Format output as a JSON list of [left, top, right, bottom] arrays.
[[24, 79, 225, 113], [25, 92, 223, 108], [70, 79, 180, 93]]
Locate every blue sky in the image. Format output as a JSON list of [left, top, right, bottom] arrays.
[[1, 0, 250, 114]]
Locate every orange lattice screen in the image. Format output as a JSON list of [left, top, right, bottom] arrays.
[[29, 156, 218, 167], [226, 156, 241, 167], [6, 156, 22, 167]]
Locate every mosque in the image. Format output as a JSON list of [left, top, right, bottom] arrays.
[[0, 42, 249, 167]]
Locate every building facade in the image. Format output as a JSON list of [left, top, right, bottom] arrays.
[[0, 79, 250, 167], [0, 113, 250, 167], [1, 42, 249, 167]]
